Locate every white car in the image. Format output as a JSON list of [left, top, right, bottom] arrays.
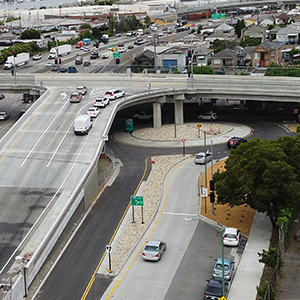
[[0, 112, 9, 120], [94, 97, 109, 108], [223, 227, 241, 246], [141, 240, 166, 261], [76, 86, 87, 95], [104, 89, 125, 100], [133, 111, 153, 120], [198, 112, 218, 121], [194, 151, 212, 164], [46, 62, 53, 67], [86, 107, 100, 118]]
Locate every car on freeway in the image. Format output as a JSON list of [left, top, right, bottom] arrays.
[[68, 66, 77, 73], [51, 65, 60, 72], [94, 97, 109, 108], [102, 54, 109, 59], [158, 31, 164, 36], [59, 67, 67, 73], [194, 151, 212, 164], [227, 137, 247, 149], [104, 89, 125, 100], [223, 227, 241, 247], [133, 111, 153, 120], [198, 112, 218, 121], [84, 60, 91, 67], [83, 47, 90, 52], [0, 93, 5, 100], [69, 91, 82, 103], [46, 62, 53, 67], [141, 240, 166, 261], [203, 279, 228, 300], [127, 45, 134, 49], [86, 107, 100, 118], [0, 112, 9, 120], [115, 33, 121, 37], [32, 53, 42, 60], [213, 258, 235, 281], [75, 56, 83, 65], [76, 86, 87, 95], [90, 51, 100, 59]]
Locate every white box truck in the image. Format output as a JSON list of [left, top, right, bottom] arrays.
[[73, 115, 92, 135], [3, 52, 30, 70], [48, 44, 72, 59]]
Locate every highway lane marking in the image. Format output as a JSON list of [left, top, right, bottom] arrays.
[[162, 212, 198, 217], [0, 90, 60, 165], [104, 156, 193, 300], [20, 93, 70, 167]]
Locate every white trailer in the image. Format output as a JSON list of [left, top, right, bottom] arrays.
[[3, 52, 30, 69], [48, 44, 72, 59]]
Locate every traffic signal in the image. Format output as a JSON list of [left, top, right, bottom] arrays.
[[13, 51, 17, 57], [54, 59, 58, 64], [210, 191, 215, 203], [59, 58, 61, 64], [11, 69, 14, 76], [188, 50, 191, 58], [186, 57, 189, 66], [210, 179, 215, 191], [116, 58, 120, 65], [96, 43, 99, 48]]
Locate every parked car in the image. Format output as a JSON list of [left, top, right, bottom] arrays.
[[84, 60, 91, 67], [76, 86, 87, 95], [104, 89, 125, 100], [223, 227, 241, 246], [32, 53, 42, 60], [198, 112, 218, 121], [75, 56, 83, 65], [70, 91, 82, 103], [203, 279, 227, 300], [133, 111, 153, 120], [194, 151, 212, 164], [141, 240, 166, 261], [86, 107, 100, 118], [94, 97, 109, 108], [0, 93, 5, 100], [213, 258, 235, 281], [227, 137, 247, 149], [0, 112, 9, 120]]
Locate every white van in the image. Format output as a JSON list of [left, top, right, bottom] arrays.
[[73, 115, 92, 135]]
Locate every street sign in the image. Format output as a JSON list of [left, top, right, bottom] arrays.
[[131, 195, 144, 206], [181, 139, 186, 143], [197, 123, 202, 128], [202, 187, 208, 197], [211, 13, 226, 19], [106, 245, 112, 253], [113, 52, 121, 58], [219, 297, 227, 300]]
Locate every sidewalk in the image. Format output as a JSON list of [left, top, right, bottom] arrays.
[[109, 121, 271, 300]]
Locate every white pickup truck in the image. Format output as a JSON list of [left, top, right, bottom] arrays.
[[133, 111, 153, 120]]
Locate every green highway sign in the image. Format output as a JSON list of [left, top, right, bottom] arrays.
[[131, 195, 144, 206], [113, 52, 121, 58], [211, 13, 226, 19]]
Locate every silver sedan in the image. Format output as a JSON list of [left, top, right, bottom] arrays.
[[141, 240, 166, 261]]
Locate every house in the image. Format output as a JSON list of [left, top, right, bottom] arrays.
[[237, 46, 256, 66], [155, 47, 187, 70], [268, 25, 282, 41], [276, 25, 298, 44], [244, 16, 258, 27], [215, 22, 235, 34], [251, 41, 282, 67], [211, 48, 238, 67], [242, 25, 267, 41], [134, 50, 155, 67], [195, 47, 214, 66], [276, 13, 292, 25], [259, 16, 275, 28]]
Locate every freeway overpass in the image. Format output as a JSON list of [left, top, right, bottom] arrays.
[[0, 73, 299, 300]]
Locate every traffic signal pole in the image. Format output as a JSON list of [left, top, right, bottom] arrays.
[[13, 42, 16, 85]]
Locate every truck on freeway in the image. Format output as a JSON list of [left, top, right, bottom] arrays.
[[3, 52, 30, 70], [48, 44, 72, 59]]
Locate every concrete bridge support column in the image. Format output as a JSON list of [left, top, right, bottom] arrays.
[[174, 93, 185, 125], [153, 102, 162, 128]]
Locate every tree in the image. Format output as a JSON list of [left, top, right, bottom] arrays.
[[21, 29, 40, 39], [213, 137, 300, 228], [92, 27, 102, 39], [79, 29, 93, 40], [197, 25, 203, 34], [235, 19, 245, 38], [81, 23, 91, 29], [193, 65, 214, 74]]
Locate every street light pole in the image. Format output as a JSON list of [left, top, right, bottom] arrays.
[[173, 88, 177, 138]]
